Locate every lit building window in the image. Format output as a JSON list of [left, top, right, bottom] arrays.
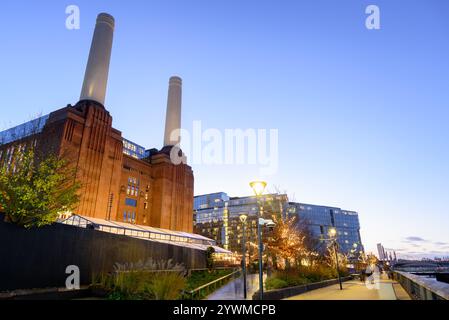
[[125, 198, 138, 207]]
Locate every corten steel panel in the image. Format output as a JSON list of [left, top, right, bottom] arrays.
[[0, 215, 206, 291]]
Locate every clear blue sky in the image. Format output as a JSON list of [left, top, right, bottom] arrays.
[[1, 0, 448, 259]]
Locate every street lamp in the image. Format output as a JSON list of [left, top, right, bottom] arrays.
[[250, 181, 267, 196], [328, 227, 343, 290], [328, 227, 337, 238], [239, 214, 248, 299], [259, 218, 275, 228], [250, 180, 267, 300]]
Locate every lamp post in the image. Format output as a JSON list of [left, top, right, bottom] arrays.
[[249, 180, 267, 300], [328, 227, 343, 290], [239, 214, 248, 299]]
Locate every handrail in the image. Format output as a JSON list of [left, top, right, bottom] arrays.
[[189, 270, 240, 293], [185, 269, 240, 299], [188, 267, 237, 272], [113, 267, 236, 274]]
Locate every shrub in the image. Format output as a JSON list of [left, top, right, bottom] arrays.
[[265, 264, 343, 291], [112, 270, 155, 299], [92, 258, 186, 300], [304, 265, 337, 282], [265, 277, 289, 290], [268, 269, 308, 288], [185, 269, 233, 291], [183, 269, 235, 300], [147, 272, 186, 300], [206, 247, 215, 270]]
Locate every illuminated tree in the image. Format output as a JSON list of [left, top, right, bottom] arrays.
[[265, 215, 316, 270], [324, 244, 349, 276]]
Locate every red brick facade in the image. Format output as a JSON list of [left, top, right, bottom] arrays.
[[1, 100, 194, 233]]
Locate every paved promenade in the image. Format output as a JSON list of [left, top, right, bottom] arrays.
[[286, 273, 411, 300], [207, 272, 411, 300]]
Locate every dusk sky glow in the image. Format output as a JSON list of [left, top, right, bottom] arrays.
[[1, 0, 448, 259]]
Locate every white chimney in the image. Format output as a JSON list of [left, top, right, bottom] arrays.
[[163, 76, 182, 147], [80, 13, 115, 105]]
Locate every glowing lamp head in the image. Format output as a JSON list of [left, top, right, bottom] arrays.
[[249, 181, 267, 196], [328, 227, 337, 238]]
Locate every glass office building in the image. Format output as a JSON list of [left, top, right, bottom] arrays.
[[193, 192, 288, 253], [194, 193, 365, 259], [287, 202, 364, 257]]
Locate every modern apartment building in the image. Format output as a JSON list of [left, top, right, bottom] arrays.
[[288, 202, 364, 256]]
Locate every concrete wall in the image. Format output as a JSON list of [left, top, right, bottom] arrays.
[[0, 215, 206, 292], [393, 271, 448, 300]]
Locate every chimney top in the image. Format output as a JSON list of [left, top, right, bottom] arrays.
[[97, 13, 115, 29], [169, 76, 182, 86]]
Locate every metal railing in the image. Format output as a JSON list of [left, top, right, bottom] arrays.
[[184, 269, 240, 300]]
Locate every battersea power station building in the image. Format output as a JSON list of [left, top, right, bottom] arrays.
[[0, 13, 194, 233]]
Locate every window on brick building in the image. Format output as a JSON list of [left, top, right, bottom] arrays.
[[125, 198, 137, 207]]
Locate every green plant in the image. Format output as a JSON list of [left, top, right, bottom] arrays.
[[113, 270, 155, 299], [114, 258, 185, 273], [264, 263, 345, 291], [0, 146, 80, 228], [91, 258, 187, 300], [205, 247, 215, 270], [185, 269, 233, 291], [184, 269, 235, 300], [274, 269, 309, 287], [297, 264, 335, 282], [265, 277, 288, 290], [147, 271, 186, 300]]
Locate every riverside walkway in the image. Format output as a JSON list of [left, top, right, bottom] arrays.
[[207, 272, 411, 300], [286, 273, 411, 300]]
